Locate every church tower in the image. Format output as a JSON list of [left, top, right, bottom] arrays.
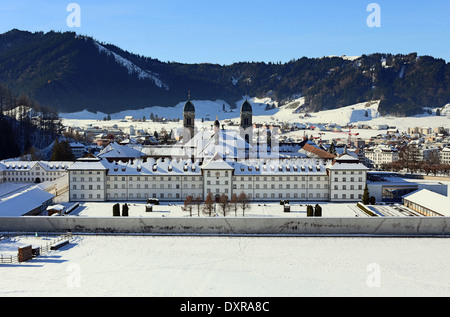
[[183, 92, 195, 142], [240, 98, 253, 158], [240, 98, 253, 143]]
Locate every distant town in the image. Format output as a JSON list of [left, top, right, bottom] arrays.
[[0, 98, 449, 220]]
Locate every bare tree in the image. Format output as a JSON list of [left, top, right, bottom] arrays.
[[184, 195, 193, 217], [230, 194, 239, 217], [218, 193, 229, 217], [193, 196, 203, 217], [203, 192, 214, 217], [238, 192, 251, 217]]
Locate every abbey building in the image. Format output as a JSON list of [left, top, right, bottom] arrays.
[[68, 99, 368, 203]]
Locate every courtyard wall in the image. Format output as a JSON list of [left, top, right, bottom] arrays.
[[0, 217, 449, 236]]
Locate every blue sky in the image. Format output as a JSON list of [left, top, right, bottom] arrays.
[[0, 0, 449, 64]]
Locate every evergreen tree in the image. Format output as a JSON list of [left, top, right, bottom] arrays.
[[306, 205, 314, 217], [51, 139, 75, 161], [314, 204, 322, 217], [113, 203, 120, 217], [362, 185, 370, 205], [0, 118, 21, 160], [329, 142, 337, 155], [50, 138, 62, 161], [122, 203, 129, 217]]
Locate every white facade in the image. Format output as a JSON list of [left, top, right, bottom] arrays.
[[0, 161, 73, 184], [364, 145, 399, 169], [419, 146, 440, 162], [67, 154, 368, 203], [440, 147, 450, 165], [328, 155, 368, 202]]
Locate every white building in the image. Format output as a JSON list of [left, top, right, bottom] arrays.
[[403, 189, 450, 217], [328, 154, 369, 202], [0, 161, 73, 184], [70, 142, 86, 159], [418, 146, 440, 162], [67, 153, 368, 203], [363, 145, 399, 169], [440, 147, 450, 165]]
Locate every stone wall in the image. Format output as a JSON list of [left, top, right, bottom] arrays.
[[0, 217, 449, 236]]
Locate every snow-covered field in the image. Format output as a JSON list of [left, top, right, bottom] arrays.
[[1, 235, 450, 297]]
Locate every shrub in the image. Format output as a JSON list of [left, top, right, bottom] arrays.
[[314, 204, 322, 217], [122, 203, 129, 217], [306, 205, 314, 217], [113, 203, 120, 217]]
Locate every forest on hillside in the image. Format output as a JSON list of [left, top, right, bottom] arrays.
[[0, 84, 62, 160], [0, 29, 448, 116]]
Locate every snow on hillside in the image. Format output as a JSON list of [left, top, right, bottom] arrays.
[[61, 96, 279, 122], [60, 97, 449, 138], [93, 41, 169, 90]]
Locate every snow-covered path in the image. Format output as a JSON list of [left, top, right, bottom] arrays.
[[1, 235, 450, 297]]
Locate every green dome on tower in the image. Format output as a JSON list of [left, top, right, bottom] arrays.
[[184, 100, 195, 112], [241, 99, 252, 112]]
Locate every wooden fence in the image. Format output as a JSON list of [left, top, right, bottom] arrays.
[[0, 254, 18, 264], [0, 233, 72, 264]]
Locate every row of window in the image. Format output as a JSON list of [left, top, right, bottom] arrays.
[[105, 183, 202, 189], [73, 177, 103, 182], [72, 182, 354, 191], [5, 177, 60, 183], [333, 185, 364, 190], [233, 183, 329, 189], [333, 177, 364, 182], [4, 171, 63, 176], [71, 192, 363, 201]]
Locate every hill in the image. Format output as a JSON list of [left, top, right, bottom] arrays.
[[0, 29, 449, 116]]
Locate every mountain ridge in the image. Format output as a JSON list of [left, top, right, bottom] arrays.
[[0, 29, 449, 116]]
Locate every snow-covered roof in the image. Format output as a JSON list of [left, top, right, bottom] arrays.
[[328, 154, 369, 171], [185, 129, 250, 159], [0, 161, 73, 172], [231, 158, 328, 176], [0, 187, 55, 217], [403, 189, 450, 217], [106, 158, 201, 176], [97, 142, 145, 159], [67, 158, 109, 171], [365, 144, 398, 152], [201, 153, 234, 170]]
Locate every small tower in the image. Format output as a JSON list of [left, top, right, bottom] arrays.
[[240, 98, 253, 152], [183, 91, 195, 142], [214, 116, 220, 133], [214, 116, 220, 145]]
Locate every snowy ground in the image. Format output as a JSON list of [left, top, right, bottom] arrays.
[[1, 235, 450, 297], [65, 201, 365, 218]]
